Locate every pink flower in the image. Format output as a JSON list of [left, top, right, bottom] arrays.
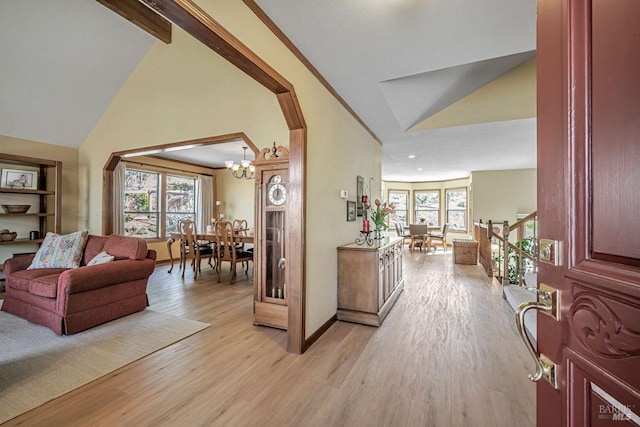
[[374, 199, 381, 206]]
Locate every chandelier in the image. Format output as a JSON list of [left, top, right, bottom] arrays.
[[225, 146, 255, 180]]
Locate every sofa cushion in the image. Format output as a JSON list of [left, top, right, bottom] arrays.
[[30, 274, 61, 298], [103, 235, 148, 260], [8, 268, 68, 292], [83, 235, 108, 266], [28, 230, 89, 269], [87, 251, 114, 266]]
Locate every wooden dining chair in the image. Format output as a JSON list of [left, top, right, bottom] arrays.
[[232, 219, 251, 269], [409, 224, 430, 252], [232, 219, 248, 250], [214, 220, 253, 283], [177, 219, 213, 280], [429, 223, 450, 252]]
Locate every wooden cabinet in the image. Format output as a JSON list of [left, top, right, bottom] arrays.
[[337, 236, 404, 326], [0, 153, 62, 278]]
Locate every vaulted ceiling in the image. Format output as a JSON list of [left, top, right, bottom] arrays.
[[0, 0, 537, 181], [252, 0, 537, 181], [0, 0, 154, 148]]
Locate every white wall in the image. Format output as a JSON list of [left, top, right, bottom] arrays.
[[215, 169, 255, 228], [471, 168, 537, 224]]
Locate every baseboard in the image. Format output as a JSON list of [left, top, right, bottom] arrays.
[[154, 258, 179, 266], [304, 313, 337, 351]]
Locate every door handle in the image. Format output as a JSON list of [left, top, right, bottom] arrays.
[[515, 283, 560, 388]]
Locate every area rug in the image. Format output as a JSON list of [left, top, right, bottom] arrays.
[[0, 306, 210, 424]]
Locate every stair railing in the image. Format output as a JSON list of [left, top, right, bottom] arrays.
[[475, 211, 538, 294]]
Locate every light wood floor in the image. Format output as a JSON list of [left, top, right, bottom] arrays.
[[7, 249, 535, 427]]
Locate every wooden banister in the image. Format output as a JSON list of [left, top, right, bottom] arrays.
[[474, 222, 494, 277], [509, 210, 537, 232], [507, 241, 536, 262], [475, 211, 537, 290]]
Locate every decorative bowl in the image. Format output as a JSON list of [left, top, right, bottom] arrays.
[[1, 204, 31, 214], [0, 232, 17, 241]]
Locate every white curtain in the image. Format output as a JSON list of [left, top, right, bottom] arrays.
[[113, 161, 126, 234], [196, 175, 213, 234]]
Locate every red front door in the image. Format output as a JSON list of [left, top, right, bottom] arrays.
[[537, 0, 640, 425]]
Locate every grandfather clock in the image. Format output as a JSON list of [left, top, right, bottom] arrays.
[[253, 143, 289, 330]]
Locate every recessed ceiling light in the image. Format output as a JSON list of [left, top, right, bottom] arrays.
[[417, 168, 423, 171], [408, 155, 416, 159]]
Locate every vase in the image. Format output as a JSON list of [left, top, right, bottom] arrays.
[[374, 228, 383, 240]]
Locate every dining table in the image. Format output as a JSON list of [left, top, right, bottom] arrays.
[[404, 224, 441, 233], [166, 230, 254, 273], [406, 224, 441, 252]]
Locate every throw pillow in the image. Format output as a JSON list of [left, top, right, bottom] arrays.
[[28, 230, 89, 269], [87, 251, 114, 266]]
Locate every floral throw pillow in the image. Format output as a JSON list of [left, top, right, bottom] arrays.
[[28, 230, 89, 269]]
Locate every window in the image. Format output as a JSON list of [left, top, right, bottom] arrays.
[[446, 188, 467, 231], [124, 169, 159, 238], [388, 190, 409, 228], [165, 174, 196, 234], [414, 190, 440, 225], [124, 168, 196, 238]]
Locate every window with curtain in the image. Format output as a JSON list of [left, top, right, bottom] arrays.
[[388, 190, 409, 228], [124, 167, 196, 238], [414, 190, 440, 225], [446, 188, 467, 231]]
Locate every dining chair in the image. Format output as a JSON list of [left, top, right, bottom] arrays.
[[177, 219, 214, 280], [429, 223, 450, 252], [408, 224, 430, 252], [395, 222, 411, 247], [214, 220, 253, 283], [232, 219, 251, 269], [232, 219, 248, 250]]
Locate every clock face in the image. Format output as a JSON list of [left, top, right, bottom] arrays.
[[268, 183, 287, 206]]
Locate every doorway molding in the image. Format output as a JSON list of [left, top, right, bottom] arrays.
[[105, 0, 307, 353], [103, 132, 258, 232]]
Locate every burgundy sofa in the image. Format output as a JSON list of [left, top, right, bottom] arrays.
[[1, 234, 157, 335]]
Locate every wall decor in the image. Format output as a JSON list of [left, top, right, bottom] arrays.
[[1, 169, 38, 190], [347, 200, 356, 221], [356, 175, 364, 216]]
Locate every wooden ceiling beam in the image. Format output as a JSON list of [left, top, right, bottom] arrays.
[[96, 0, 172, 44], [139, 0, 296, 99]]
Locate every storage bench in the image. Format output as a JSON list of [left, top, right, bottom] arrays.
[[453, 239, 478, 265]]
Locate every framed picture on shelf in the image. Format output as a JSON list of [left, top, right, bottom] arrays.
[[1, 169, 38, 190], [347, 200, 356, 221], [356, 175, 364, 217]]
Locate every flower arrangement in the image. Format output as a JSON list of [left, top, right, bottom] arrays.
[[365, 198, 396, 231], [357, 178, 396, 241]]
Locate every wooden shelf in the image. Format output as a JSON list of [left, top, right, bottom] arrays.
[[0, 213, 54, 217], [0, 188, 55, 195], [0, 238, 43, 245], [0, 152, 61, 266]]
